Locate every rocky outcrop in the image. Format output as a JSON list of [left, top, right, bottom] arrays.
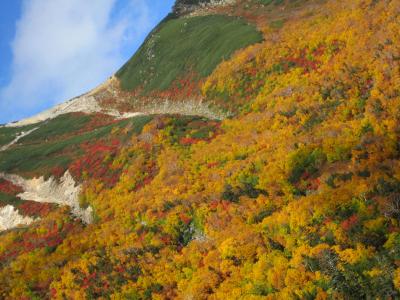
[[139, 98, 230, 120], [0, 171, 93, 224], [173, 0, 236, 16], [5, 94, 103, 127], [0, 124, 92, 231], [4, 77, 143, 128], [0, 205, 36, 231]]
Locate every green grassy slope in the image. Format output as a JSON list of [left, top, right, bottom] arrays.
[[0, 124, 39, 147], [0, 114, 153, 177], [18, 113, 92, 144], [116, 14, 263, 93]]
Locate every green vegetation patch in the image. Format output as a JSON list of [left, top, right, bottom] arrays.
[[258, 0, 284, 5], [162, 116, 220, 145], [0, 114, 153, 176], [116, 14, 263, 93], [288, 147, 326, 183], [19, 113, 92, 144], [0, 192, 23, 207], [270, 19, 285, 29]]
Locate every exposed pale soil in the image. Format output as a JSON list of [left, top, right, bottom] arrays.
[[0, 171, 93, 231], [0, 171, 93, 223], [0, 205, 36, 231]]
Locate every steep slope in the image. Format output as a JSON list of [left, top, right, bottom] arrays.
[[1, 0, 400, 299], [2, 1, 262, 128], [116, 14, 262, 93]]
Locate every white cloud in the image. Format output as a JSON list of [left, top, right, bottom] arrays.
[[0, 0, 154, 123]]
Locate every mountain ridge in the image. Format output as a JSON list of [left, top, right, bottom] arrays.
[[4, 0, 260, 128]]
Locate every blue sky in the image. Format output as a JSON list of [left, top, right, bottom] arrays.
[[0, 0, 174, 124]]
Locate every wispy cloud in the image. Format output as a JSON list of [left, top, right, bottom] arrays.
[[0, 0, 161, 124]]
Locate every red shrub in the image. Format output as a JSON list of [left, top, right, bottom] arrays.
[[51, 166, 66, 178], [152, 72, 200, 100], [179, 213, 192, 225], [207, 162, 219, 168], [307, 178, 321, 191], [81, 114, 116, 132], [133, 162, 157, 192], [69, 139, 122, 187], [0, 220, 79, 263], [0, 179, 22, 195], [180, 137, 200, 145], [341, 214, 359, 231], [18, 201, 54, 217]]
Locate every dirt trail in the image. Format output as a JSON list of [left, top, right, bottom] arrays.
[[0, 127, 38, 151]]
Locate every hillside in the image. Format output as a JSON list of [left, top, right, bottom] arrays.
[[1, 0, 400, 299]]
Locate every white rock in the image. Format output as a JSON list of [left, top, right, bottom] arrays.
[[141, 98, 228, 120], [4, 93, 144, 128], [5, 94, 103, 128], [0, 171, 93, 224], [0, 205, 36, 231]]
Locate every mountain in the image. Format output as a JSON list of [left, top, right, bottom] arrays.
[[0, 0, 400, 298]]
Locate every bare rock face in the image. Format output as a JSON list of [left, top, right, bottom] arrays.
[[0, 171, 93, 225], [0, 205, 35, 231], [5, 94, 103, 128], [3, 76, 143, 128], [173, 0, 236, 16], [136, 98, 229, 120]]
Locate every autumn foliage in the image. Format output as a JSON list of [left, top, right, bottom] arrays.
[[1, 0, 400, 299], [69, 139, 122, 187], [0, 179, 22, 195]]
